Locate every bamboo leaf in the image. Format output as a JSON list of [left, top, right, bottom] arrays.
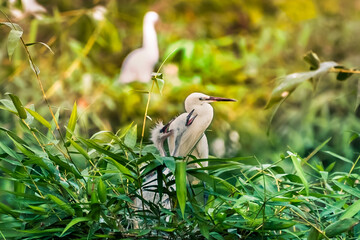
[[26, 41, 54, 54], [47, 194, 75, 216], [152, 226, 176, 232], [66, 102, 77, 139], [97, 178, 107, 203], [124, 124, 137, 148], [325, 218, 359, 237], [60, 217, 91, 236], [289, 151, 309, 195], [265, 61, 338, 109], [6, 93, 27, 119], [69, 139, 90, 160], [0, 140, 21, 160], [175, 160, 187, 218], [307, 227, 320, 240], [0, 202, 19, 218], [324, 151, 353, 164], [263, 218, 296, 230], [25, 108, 51, 129], [333, 180, 360, 199], [104, 157, 134, 180], [340, 199, 360, 219], [0, 22, 23, 59]]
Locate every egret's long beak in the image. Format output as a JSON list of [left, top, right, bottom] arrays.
[[207, 96, 237, 102]]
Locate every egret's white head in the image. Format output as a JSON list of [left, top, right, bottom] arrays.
[[144, 11, 159, 24], [184, 92, 236, 112]]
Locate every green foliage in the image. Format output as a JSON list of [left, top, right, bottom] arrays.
[[0, 93, 360, 239]]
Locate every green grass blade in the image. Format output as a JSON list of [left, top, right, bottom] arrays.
[[333, 180, 360, 198], [6, 93, 27, 119], [60, 217, 91, 236], [175, 160, 187, 218], [124, 124, 137, 148], [66, 102, 77, 139], [325, 218, 359, 237], [340, 199, 360, 219], [323, 151, 353, 164], [47, 194, 75, 216], [97, 178, 107, 203], [69, 139, 90, 160], [25, 108, 51, 129], [289, 151, 309, 195]]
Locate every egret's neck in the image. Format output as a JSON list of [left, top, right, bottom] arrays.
[[193, 104, 214, 126], [143, 20, 158, 52]]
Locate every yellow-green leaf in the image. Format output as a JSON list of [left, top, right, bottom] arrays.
[[66, 102, 77, 139], [175, 160, 187, 218], [289, 152, 309, 195], [124, 124, 137, 148], [6, 93, 27, 119], [97, 178, 107, 203], [60, 217, 91, 236], [25, 108, 51, 129], [0, 23, 23, 59], [47, 194, 75, 216], [69, 139, 90, 160]]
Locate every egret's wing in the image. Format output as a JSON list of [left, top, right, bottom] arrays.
[[171, 110, 197, 156], [193, 134, 209, 160], [185, 109, 197, 126]]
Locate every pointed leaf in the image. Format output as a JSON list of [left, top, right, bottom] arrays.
[[333, 180, 360, 199], [263, 218, 296, 230], [289, 152, 309, 195], [47, 194, 75, 216], [307, 227, 320, 240], [25, 108, 51, 129], [324, 151, 353, 164], [60, 217, 91, 236], [104, 157, 133, 180], [124, 124, 137, 148], [1, 22, 24, 59], [340, 199, 360, 219], [175, 160, 187, 218], [6, 93, 27, 119], [66, 102, 77, 139], [325, 218, 359, 237], [69, 139, 90, 160], [334, 66, 353, 81], [265, 61, 338, 109], [26, 42, 54, 54], [0, 140, 21, 160], [97, 178, 107, 203]]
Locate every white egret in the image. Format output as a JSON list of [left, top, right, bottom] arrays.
[[119, 11, 159, 83], [151, 92, 236, 161]]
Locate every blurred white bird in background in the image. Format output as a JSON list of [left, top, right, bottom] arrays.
[[119, 11, 159, 84], [10, 0, 47, 20]]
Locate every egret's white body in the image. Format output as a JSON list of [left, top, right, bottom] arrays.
[[119, 11, 159, 83], [136, 92, 236, 214], [151, 93, 236, 160]]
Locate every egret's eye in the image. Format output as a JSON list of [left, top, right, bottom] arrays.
[[199, 97, 203, 100]]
